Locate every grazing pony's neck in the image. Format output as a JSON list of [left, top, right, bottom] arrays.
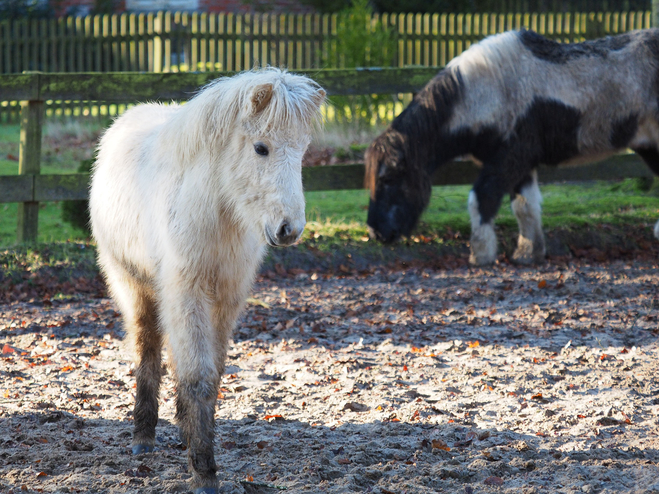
[[391, 68, 467, 171]]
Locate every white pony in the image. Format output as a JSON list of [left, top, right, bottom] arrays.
[[89, 68, 325, 494]]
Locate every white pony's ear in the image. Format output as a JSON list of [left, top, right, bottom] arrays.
[[250, 83, 274, 114], [312, 88, 326, 109]]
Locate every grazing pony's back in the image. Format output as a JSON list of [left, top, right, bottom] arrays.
[[90, 68, 325, 494], [366, 29, 659, 265]]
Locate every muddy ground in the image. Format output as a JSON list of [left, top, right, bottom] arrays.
[[1, 258, 659, 494]]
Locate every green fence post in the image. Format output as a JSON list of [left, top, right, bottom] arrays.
[[654, 0, 659, 27], [17, 98, 44, 243]]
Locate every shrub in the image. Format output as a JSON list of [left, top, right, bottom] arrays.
[[61, 158, 93, 235], [322, 0, 398, 128]]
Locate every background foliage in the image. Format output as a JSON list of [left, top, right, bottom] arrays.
[[301, 0, 650, 12]]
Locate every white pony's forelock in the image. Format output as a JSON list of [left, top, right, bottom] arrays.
[[163, 67, 325, 156]]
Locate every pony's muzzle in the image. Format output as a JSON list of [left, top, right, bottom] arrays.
[[266, 218, 305, 247]]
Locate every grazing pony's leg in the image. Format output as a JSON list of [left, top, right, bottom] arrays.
[[159, 273, 222, 493], [632, 146, 659, 240], [469, 167, 506, 266], [101, 258, 162, 454], [511, 171, 545, 264]]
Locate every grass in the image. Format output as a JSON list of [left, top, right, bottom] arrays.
[[0, 121, 104, 176], [302, 180, 659, 248]]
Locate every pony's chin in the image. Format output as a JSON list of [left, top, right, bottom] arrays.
[[264, 228, 300, 247], [368, 225, 401, 244], [264, 229, 279, 247]]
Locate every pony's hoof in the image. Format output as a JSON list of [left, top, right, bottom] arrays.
[[194, 488, 218, 494], [131, 444, 154, 455], [511, 250, 534, 265]]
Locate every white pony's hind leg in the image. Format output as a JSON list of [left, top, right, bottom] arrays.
[[99, 255, 162, 454], [654, 219, 659, 240], [468, 190, 497, 265], [511, 171, 545, 264]]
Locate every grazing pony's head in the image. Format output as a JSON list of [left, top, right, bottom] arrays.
[[364, 127, 432, 243], [171, 68, 325, 247], [365, 71, 463, 243]]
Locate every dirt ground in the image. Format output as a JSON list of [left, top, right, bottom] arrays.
[[1, 258, 659, 494]]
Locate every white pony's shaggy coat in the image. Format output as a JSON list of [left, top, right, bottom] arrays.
[[90, 68, 324, 492]]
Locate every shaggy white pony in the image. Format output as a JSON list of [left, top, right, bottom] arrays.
[[90, 68, 325, 494]]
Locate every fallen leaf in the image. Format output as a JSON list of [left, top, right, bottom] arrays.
[[262, 414, 283, 421], [431, 439, 451, 451], [484, 476, 504, 486], [2, 344, 26, 355], [343, 401, 369, 412], [246, 297, 270, 309], [538, 280, 547, 289]]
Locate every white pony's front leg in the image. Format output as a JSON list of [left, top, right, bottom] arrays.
[[468, 190, 497, 265], [159, 269, 221, 493], [511, 171, 545, 264], [654, 219, 659, 241]]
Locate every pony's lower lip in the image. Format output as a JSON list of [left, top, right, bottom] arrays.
[[264, 229, 278, 247], [368, 225, 399, 244]]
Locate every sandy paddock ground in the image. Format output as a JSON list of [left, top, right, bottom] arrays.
[[1, 258, 659, 494]]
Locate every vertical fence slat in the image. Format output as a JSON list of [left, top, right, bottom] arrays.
[[17, 99, 43, 243]]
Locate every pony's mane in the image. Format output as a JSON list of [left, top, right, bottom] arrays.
[[162, 68, 324, 160], [446, 31, 520, 83], [364, 68, 463, 195]]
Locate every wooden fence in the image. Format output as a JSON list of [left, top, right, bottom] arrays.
[[0, 68, 654, 244], [0, 10, 653, 123], [1, 11, 651, 74]]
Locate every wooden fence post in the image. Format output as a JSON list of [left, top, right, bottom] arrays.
[[17, 99, 44, 243]]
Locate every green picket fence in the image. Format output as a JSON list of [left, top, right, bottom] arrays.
[[0, 10, 652, 123], [1, 11, 651, 74]]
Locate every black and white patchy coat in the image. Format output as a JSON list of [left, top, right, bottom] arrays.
[[365, 28, 659, 265]]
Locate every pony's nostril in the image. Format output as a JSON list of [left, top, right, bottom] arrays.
[[277, 221, 292, 241]]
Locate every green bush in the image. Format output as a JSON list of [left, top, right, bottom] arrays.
[[61, 158, 93, 234], [323, 0, 398, 127]]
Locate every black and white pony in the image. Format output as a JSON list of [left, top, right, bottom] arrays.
[[365, 28, 659, 265]]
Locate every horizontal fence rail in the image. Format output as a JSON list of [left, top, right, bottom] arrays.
[[0, 68, 654, 243], [0, 67, 440, 100], [0, 154, 651, 204]]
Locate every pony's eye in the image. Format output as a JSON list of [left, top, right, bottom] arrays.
[[254, 143, 269, 156]]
